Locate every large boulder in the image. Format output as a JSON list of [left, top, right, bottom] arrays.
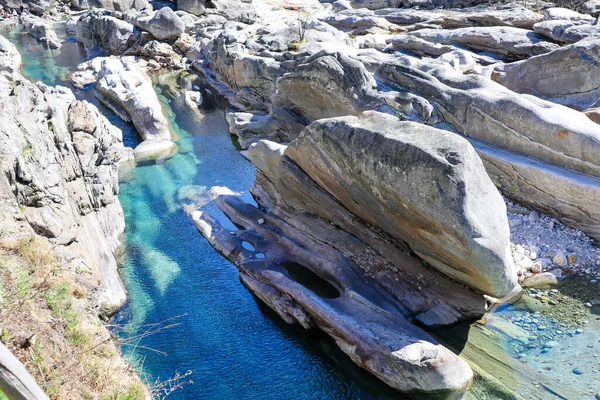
[[135, 7, 185, 40], [284, 112, 517, 297], [532, 20, 600, 43], [192, 111, 519, 396], [407, 26, 559, 60], [495, 39, 600, 110], [377, 55, 600, 239], [21, 14, 61, 49]]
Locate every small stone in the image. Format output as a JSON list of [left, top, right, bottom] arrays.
[[567, 253, 577, 264], [528, 211, 539, 222], [543, 341, 558, 348], [518, 257, 535, 271], [575, 329, 583, 334], [531, 262, 542, 274], [258, 218, 265, 225], [572, 367, 585, 375], [585, 302, 592, 307], [553, 252, 568, 267]]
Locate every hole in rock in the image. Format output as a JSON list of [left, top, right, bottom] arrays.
[[242, 241, 256, 252], [280, 262, 341, 299]]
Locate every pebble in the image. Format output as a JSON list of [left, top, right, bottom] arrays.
[[553, 252, 568, 267], [572, 367, 585, 375], [575, 329, 583, 334], [567, 253, 577, 264], [543, 341, 558, 348], [258, 218, 265, 224]]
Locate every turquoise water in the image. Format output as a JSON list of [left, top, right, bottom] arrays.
[[2, 25, 401, 399], [5, 23, 600, 400]]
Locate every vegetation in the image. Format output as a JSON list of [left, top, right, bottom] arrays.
[[0, 236, 148, 399]]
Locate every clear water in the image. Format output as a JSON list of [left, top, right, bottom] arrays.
[[5, 23, 600, 400]]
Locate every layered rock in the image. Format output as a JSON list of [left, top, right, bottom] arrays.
[[95, 58, 176, 161], [494, 39, 600, 110], [194, 111, 518, 395], [21, 14, 61, 49], [0, 36, 127, 310], [376, 55, 600, 239], [407, 26, 559, 60]]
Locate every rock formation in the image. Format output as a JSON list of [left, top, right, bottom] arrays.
[[194, 111, 519, 396]]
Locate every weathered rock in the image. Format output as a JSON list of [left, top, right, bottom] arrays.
[[521, 272, 558, 288], [272, 51, 382, 124], [96, 58, 175, 160], [76, 12, 137, 56], [193, 193, 474, 396], [135, 7, 185, 40], [21, 14, 61, 49], [533, 20, 600, 43], [74, 0, 150, 11], [377, 56, 600, 179], [495, 39, 600, 110], [226, 111, 293, 148], [543, 7, 594, 22], [407, 26, 559, 60], [0, 37, 127, 308], [178, 0, 257, 23], [283, 112, 517, 297]]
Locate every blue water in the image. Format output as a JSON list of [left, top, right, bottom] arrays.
[[2, 25, 401, 399]]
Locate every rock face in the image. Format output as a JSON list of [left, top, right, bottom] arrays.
[[194, 112, 519, 395], [76, 12, 137, 56], [533, 20, 600, 43], [84, 0, 149, 11], [95, 58, 176, 160], [135, 7, 185, 40], [495, 39, 600, 110], [376, 55, 600, 239], [0, 36, 127, 309]]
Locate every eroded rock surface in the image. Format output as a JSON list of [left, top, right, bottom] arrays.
[[0, 36, 127, 309]]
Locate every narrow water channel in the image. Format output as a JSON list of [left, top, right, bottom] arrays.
[[4, 23, 600, 400]]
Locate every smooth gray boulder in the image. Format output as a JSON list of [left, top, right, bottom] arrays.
[[136, 7, 185, 40], [408, 26, 559, 60], [543, 7, 594, 22], [284, 112, 517, 297], [495, 39, 600, 110], [192, 112, 520, 395]]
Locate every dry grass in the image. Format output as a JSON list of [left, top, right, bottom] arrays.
[[0, 236, 148, 400]]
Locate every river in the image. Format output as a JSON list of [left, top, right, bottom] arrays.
[[3, 23, 599, 400]]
